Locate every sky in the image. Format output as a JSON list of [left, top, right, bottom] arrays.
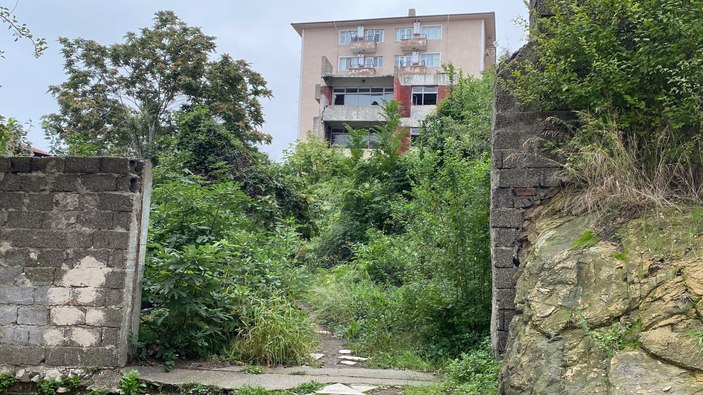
[[0, 0, 528, 161]]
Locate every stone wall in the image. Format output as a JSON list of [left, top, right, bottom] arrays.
[[489, 0, 563, 354], [0, 157, 151, 367]]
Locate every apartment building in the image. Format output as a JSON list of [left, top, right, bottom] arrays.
[[292, 9, 496, 147]]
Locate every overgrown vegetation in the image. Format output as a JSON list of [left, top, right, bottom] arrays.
[[294, 71, 494, 368], [506, 0, 703, 213], [26, 8, 500, 392]]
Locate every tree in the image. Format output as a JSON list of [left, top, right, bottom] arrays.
[[0, 4, 46, 58], [0, 116, 31, 155], [45, 11, 271, 159]]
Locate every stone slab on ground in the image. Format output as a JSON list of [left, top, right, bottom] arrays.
[[317, 383, 365, 394], [134, 365, 438, 391]]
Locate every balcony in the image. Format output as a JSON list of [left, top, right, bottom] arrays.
[[322, 105, 385, 123], [343, 66, 377, 77], [400, 34, 427, 52], [350, 38, 377, 53]]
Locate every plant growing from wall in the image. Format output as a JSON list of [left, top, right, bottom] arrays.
[[505, 0, 703, 210]]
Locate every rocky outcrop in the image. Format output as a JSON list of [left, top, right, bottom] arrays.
[[499, 205, 703, 394]]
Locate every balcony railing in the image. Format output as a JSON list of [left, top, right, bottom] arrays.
[[350, 39, 377, 53], [400, 34, 427, 52]]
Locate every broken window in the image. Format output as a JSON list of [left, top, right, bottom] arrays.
[[412, 86, 437, 105]]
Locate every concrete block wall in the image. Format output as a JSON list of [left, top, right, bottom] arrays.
[[0, 157, 151, 367], [489, 0, 563, 354]]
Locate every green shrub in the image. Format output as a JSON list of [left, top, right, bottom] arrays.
[[0, 372, 18, 393], [505, 0, 703, 206], [444, 340, 500, 394], [36, 375, 82, 395], [119, 370, 146, 395]]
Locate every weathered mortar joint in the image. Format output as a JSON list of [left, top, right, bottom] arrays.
[[0, 157, 151, 368]]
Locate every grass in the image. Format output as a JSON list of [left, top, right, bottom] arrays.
[[571, 230, 599, 248], [227, 296, 318, 366]]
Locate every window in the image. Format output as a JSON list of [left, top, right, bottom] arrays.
[[409, 127, 420, 142], [412, 86, 437, 105], [395, 25, 441, 40], [394, 53, 440, 67], [365, 29, 384, 42], [331, 129, 380, 149], [420, 53, 440, 67], [332, 87, 394, 105], [394, 55, 412, 67], [339, 30, 358, 45], [422, 25, 442, 40], [395, 27, 413, 41], [338, 56, 383, 70]]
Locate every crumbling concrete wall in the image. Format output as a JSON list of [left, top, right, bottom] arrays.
[[489, 0, 563, 354], [0, 157, 151, 367]]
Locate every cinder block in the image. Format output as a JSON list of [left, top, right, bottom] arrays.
[[497, 168, 542, 188], [0, 157, 10, 172], [97, 193, 135, 212], [30, 157, 65, 173], [0, 305, 18, 324], [103, 270, 127, 289], [5, 210, 51, 229], [81, 174, 118, 192], [46, 347, 81, 366], [2, 229, 66, 249], [66, 249, 110, 266], [103, 289, 124, 307], [0, 266, 23, 285], [112, 212, 133, 231], [20, 174, 52, 192], [492, 227, 521, 247], [0, 345, 45, 365], [17, 307, 49, 325], [501, 309, 516, 330], [36, 249, 67, 268], [2, 324, 29, 344], [69, 288, 105, 307], [52, 174, 81, 192], [85, 307, 123, 328], [50, 306, 85, 325], [493, 247, 517, 268], [493, 130, 527, 150], [0, 173, 22, 191], [100, 158, 132, 175], [64, 231, 94, 249], [67, 327, 101, 347], [26, 260, 58, 280], [494, 289, 517, 308], [78, 211, 114, 230], [108, 250, 127, 269], [36, 287, 71, 305], [25, 193, 55, 210], [116, 176, 142, 193], [79, 347, 120, 367], [35, 327, 66, 346], [102, 328, 120, 346], [0, 191, 25, 209], [0, 286, 34, 305], [93, 231, 130, 249], [10, 157, 32, 173], [491, 209, 523, 228], [64, 157, 101, 173], [27, 325, 51, 345], [494, 267, 518, 289]]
